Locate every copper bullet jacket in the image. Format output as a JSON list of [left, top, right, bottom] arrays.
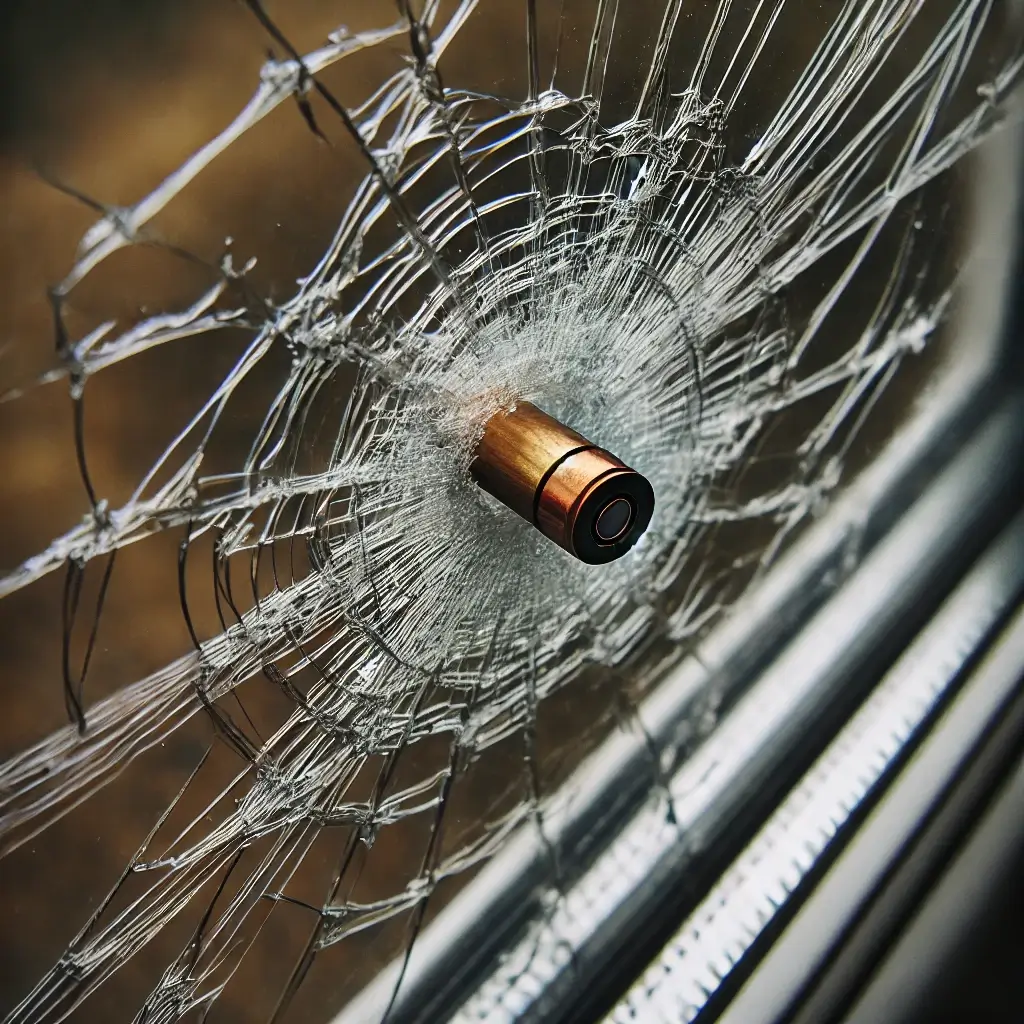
[[471, 401, 655, 564]]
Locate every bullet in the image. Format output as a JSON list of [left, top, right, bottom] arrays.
[[471, 401, 654, 564]]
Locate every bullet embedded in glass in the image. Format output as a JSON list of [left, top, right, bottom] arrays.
[[594, 496, 634, 542], [471, 401, 655, 563]]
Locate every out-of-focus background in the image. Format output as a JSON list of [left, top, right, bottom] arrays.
[[0, 3, 431, 1019]]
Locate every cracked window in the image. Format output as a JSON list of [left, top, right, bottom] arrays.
[[0, 1, 1021, 1021]]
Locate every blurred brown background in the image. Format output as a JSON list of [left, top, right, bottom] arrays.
[[0, 2, 459, 1020]]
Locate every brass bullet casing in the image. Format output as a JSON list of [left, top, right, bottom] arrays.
[[471, 401, 655, 564]]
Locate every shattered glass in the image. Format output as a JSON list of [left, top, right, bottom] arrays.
[[0, 0, 1021, 1020]]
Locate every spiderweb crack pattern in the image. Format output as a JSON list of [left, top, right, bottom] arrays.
[[0, 0, 1021, 1020]]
